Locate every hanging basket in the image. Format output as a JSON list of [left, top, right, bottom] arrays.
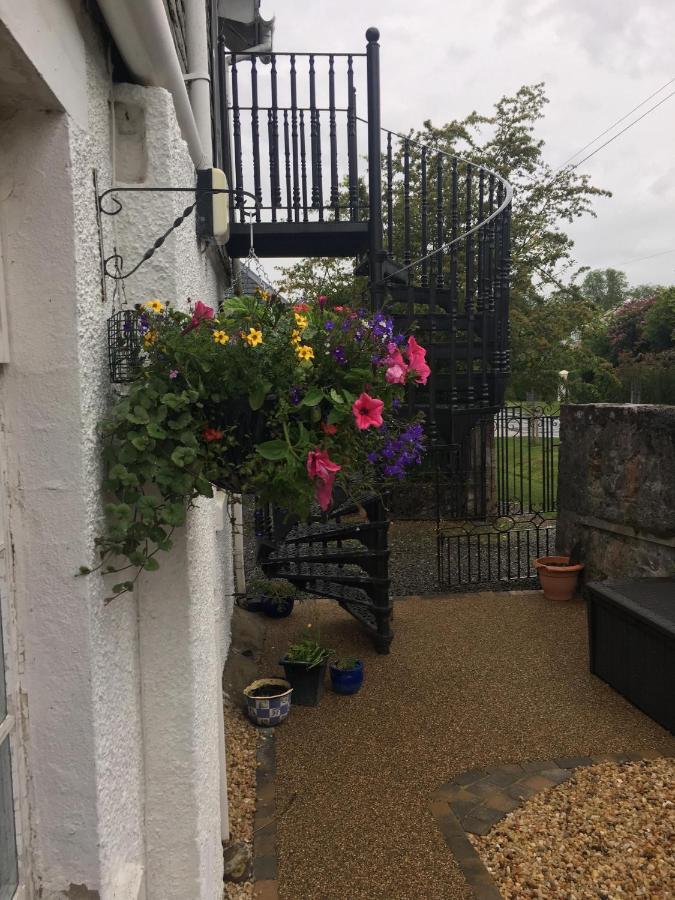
[[107, 309, 144, 384]]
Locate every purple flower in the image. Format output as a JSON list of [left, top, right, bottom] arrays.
[[354, 329, 364, 342], [332, 346, 346, 365], [325, 320, 335, 331], [371, 355, 382, 365], [138, 313, 150, 335], [290, 386, 303, 405], [340, 320, 351, 333], [392, 397, 402, 409], [367, 451, 379, 463], [394, 333, 406, 346], [169, 369, 179, 379]]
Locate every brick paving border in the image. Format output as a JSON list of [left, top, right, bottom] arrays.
[[431, 751, 660, 899], [252, 728, 278, 900]]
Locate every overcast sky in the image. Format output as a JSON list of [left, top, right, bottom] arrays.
[[260, 0, 675, 288]]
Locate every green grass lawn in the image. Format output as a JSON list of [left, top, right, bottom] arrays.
[[495, 435, 560, 514]]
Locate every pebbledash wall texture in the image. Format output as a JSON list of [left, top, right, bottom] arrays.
[[0, 4, 234, 900], [557, 404, 675, 581]]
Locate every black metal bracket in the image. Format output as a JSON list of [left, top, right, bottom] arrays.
[[97, 185, 259, 282]]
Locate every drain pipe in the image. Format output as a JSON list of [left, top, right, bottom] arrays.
[[184, 0, 213, 167], [98, 0, 208, 169]]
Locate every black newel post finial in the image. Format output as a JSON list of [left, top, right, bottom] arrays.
[[366, 27, 383, 311]]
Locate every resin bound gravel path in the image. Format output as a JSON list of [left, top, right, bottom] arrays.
[[260, 593, 675, 900]]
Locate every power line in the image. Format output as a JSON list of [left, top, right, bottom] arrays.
[[555, 76, 675, 171], [562, 87, 675, 174], [619, 246, 675, 265]]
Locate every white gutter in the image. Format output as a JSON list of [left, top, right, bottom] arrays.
[[184, 0, 213, 167], [98, 0, 208, 169]]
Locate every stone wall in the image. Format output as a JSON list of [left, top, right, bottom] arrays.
[[557, 404, 675, 581]]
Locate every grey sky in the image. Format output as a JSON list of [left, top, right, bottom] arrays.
[[261, 0, 675, 288]]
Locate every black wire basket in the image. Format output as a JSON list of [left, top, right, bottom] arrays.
[[107, 309, 144, 384]]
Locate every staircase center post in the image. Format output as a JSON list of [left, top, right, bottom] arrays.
[[366, 27, 384, 311]]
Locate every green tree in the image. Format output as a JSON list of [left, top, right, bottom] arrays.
[[581, 268, 628, 310], [277, 257, 368, 306]]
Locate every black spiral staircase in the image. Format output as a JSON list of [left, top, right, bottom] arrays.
[[218, 28, 512, 652]]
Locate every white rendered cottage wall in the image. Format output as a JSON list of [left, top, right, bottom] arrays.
[[0, 5, 234, 899]]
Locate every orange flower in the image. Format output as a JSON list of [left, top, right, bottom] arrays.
[[203, 427, 224, 443]]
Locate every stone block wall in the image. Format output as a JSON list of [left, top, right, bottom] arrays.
[[557, 404, 675, 581]]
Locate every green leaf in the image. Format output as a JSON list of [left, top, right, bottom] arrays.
[[248, 384, 266, 411], [144, 557, 160, 571], [171, 446, 197, 467], [300, 387, 323, 407], [147, 422, 168, 439], [79, 566, 91, 575], [327, 408, 347, 425], [330, 388, 344, 405], [255, 439, 289, 461], [127, 405, 150, 425], [130, 434, 150, 452]]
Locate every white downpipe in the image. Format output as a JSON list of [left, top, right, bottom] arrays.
[[185, 0, 213, 167], [98, 0, 208, 168]]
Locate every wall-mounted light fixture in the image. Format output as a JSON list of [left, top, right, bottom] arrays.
[[196, 167, 230, 245]]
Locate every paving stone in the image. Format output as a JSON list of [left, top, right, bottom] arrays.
[[590, 752, 625, 764], [554, 755, 593, 769], [254, 829, 276, 860], [253, 880, 278, 900], [470, 779, 506, 799], [485, 763, 524, 776], [253, 853, 277, 882], [482, 767, 523, 787], [624, 751, 649, 761], [434, 783, 478, 803], [449, 798, 480, 819], [506, 781, 539, 801], [520, 774, 555, 791], [467, 804, 504, 826], [440, 830, 480, 861], [482, 791, 520, 814], [470, 880, 504, 900], [461, 816, 495, 836], [539, 767, 573, 785]]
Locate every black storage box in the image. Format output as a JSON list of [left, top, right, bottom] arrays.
[[586, 578, 675, 734]]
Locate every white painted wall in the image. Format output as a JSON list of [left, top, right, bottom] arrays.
[[0, 5, 234, 900]]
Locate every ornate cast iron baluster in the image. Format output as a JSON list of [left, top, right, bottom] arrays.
[[309, 54, 320, 211], [465, 162, 474, 404], [493, 184, 505, 384], [403, 137, 411, 276], [290, 54, 301, 222], [477, 169, 489, 405], [421, 146, 428, 288], [230, 57, 245, 223], [450, 158, 459, 405], [283, 109, 292, 221], [328, 55, 339, 221], [270, 55, 281, 215], [250, 57, 262, 222], [386, 131, 393, 259], [315, 108, 324, 221], [267, 110, 275, 222], [436, 153, 444, 289], [347, 55, 358, 222], [300, 109, 309, 222]]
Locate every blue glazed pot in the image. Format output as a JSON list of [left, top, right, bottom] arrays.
[[243, 678, 292, 726], [260, 595, 295, 619], [329, 660, 364, 695]]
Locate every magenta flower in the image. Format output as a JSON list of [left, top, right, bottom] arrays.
[[406, 336, 431, 385], [182, 300, 215, 334], [169, 369, 179, 379], [352, 392, 384, 430], [306, 448, 341, 510]]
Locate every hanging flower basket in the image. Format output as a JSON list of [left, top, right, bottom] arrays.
[[87, 292, 431, 601]]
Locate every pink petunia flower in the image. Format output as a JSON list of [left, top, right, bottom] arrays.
[[406, 336, 431, 385], [352, 392, 384, 430], [317, 295, 328, 309], [383, 342, 409, 384], [183, 300, 215, 334], [306, 449, 341, 510]]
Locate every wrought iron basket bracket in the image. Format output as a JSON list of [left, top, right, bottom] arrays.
[[97, 185, 259, 283]]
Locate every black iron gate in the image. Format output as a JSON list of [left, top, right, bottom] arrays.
[[434, 404, 560, 590]]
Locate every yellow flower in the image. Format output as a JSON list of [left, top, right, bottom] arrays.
[[256, 287, 271, 301], [294, 312, 308, 330], [212, 330, 229, 345], [243, 327, 263, 347], [296, 344, 314, 361], [291, 329, 302, 345], [143, 330, 157, 347], [145, 299, 164, 313]]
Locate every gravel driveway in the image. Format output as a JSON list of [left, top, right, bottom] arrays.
[[260, 592, 675, 900]]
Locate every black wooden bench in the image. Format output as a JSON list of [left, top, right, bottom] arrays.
[[586, 579, 675, 734]]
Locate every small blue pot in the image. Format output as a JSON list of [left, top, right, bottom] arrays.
[[243, 678, 292, 726], [260, 595, 295, 618], [329, 660, 364, 695]]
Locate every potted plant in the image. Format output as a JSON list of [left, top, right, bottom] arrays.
[[83, 294, 430, 602], [280, 628, 331, 706], [243, 677, 293, 726], [248, 576, 299, 618], [534, 555, 585, 601], [329, 656, 364, 695]]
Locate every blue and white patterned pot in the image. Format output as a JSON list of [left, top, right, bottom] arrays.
[[243, 678, 293, 727]]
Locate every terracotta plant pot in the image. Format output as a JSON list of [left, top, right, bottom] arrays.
[[534, 556, 585, 601]]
